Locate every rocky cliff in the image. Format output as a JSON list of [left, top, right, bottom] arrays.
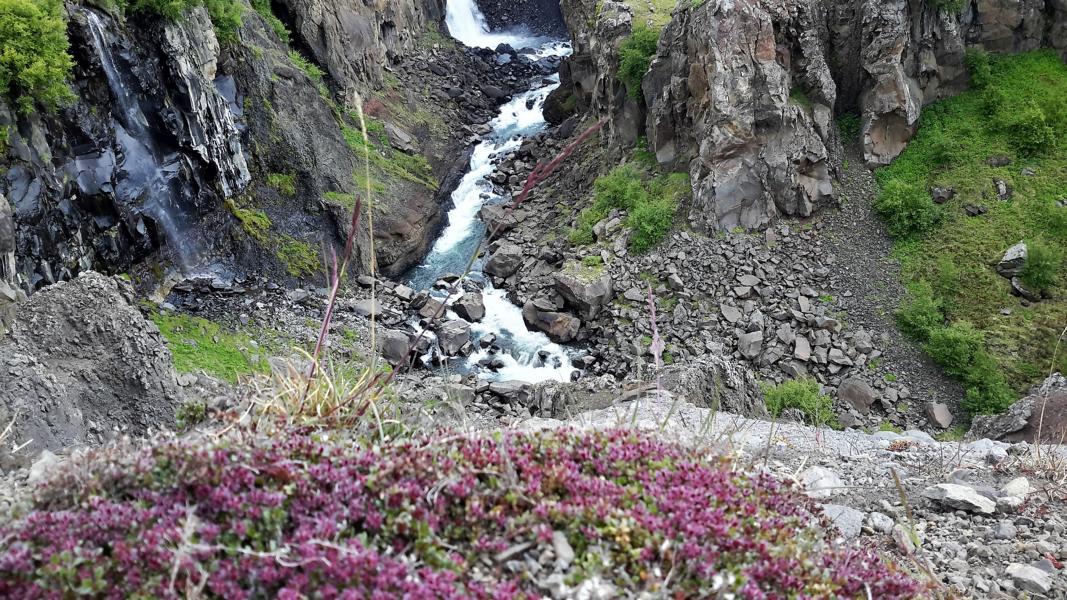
[[0, 0, 536, 291], [552, 0, 1067, 231]]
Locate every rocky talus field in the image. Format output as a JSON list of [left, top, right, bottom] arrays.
[[1, 0, 1066, 597]]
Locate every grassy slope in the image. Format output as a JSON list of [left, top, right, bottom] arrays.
[[877, 51, 1067, 398]]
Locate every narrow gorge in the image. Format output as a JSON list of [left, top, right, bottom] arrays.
[[0, 0, 1066, 597]]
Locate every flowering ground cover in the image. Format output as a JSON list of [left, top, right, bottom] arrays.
[[0, 429, 925, 598]]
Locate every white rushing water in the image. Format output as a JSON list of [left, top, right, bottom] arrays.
[[406, 1, 578, 384]]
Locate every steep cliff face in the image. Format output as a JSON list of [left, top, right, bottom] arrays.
[[645, 0, 837, 231], [553, 0, 1067, 231], [275, 0, 445, 91], [475, 0, 567, 37]]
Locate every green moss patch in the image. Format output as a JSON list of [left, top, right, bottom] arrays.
[[151, 312, 267, 383], [876, 50, 1067, 414]]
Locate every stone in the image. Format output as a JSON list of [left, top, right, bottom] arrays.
[[839, 378, 877, 415], [554, 262, 614, 320], [551, 531, 575, 568], [436, 319, 471, 356], [926, 402, 954, 428], [1000, 477, 1030, 498], [996, 241, 1028, 278], [1004, 563, 1052, 595], [488, 380, 533, 404], [794, 336, 812, 361], [996, 495, 1025, 513], [27, 450, 60, 485], [1010, 277, 1041, 302], [350, 298, 383, 317], [522, 299, 581, 343], [930, 187, 956, 204], [964, 203, 988, 217], [868, 511, 894, 534], [453, 292, 485, 322], [720, 304, 743, 324], [380, 329, 412, 365], [799, 466, 844, 499], [994, 179, 1013, 200], [821, 504, 863, 539], [995, 520, 1018, 540], [484, 243, 524, 278], [479, 204, 520, 234], [922, 483, 996, 514], [737, 331, 764, 360]]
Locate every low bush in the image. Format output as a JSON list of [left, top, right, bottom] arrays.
[[1020, 237, 1062, 293], [0, 429, 925, 598], [1005, 101, 1058, 156], [250, 0, 288, 42], [762, 377, 836, 427], [896, 281, 945, 340], [617, 25, 659, 100], [965, 48, 993, 90], [924, 321, 984, 378], [874, 178, 942, 238], [962, 354, 1016, 414], [571, 163, 685, 252], [127, 0, 243, 42], [0, 0, 75, 113]]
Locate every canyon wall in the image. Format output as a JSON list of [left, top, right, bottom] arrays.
[[554, 0, 1067, 232], [0, 0, 455, 291]]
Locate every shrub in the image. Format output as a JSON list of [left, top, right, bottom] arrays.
[[129, 0, 243, 42], [762, 377, 836, 427], [1005, 101, 1057, 156], [0, 0, 74, 113], [1020, 237, 1062, 293], [250, 0, 288, 43], [896, 280, 945, 340], [0, 429, 925, 598], [965, 48, 993, 90], [962, 355, 1016, 414], [924, 321, 984, 378], [617, 25, 659, 100], [875, 178, 942, 238]]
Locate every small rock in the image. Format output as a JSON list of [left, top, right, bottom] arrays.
[[799, 466, 844, 499], [868, 511, 894, 534], [1000, 477, 1030, 498], [926, 402, 954, 428], [737, 331, 764, 360], [1005, 563, 1052, 594], [922, 483, 996, 514], [551, 531, 574, 568], [821, 504, 863, 539], [996, 241, 1027, 278], [28, 450, 60, 485], [839, 377, 877, 415]]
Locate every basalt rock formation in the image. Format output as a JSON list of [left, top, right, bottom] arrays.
[[552, 0, 1067, 231], [475, 0, 568, 38]]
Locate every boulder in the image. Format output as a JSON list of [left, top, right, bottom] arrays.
[[737, 331, 764, 360], [435, 319, 471, 356], [925, 402, 954, 429], [380, 329, 412, 365], [453, 292, 486, 322], [1004, 563, 1052, 595], [0, 272, 182, 459], [523, 299, 581, 343], [969, 373, 1067, 443], [488, 380, 533, 404], [554, 262, 614, 320], [484, 243, 524, 278], [922, 483, 996, 514], [996, 241, 1028, 278], [838, 378, 877, 415], [930, 187, 956, 204], [479, 204, 520, 235]]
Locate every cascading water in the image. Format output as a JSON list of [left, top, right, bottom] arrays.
[[406, 0, 578, 384], [85, 11, 202, 269]]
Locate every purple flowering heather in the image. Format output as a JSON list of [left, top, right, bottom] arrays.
[[0, 429, 926, 598]]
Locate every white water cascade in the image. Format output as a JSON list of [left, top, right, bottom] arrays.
[[85, 10, 202, 270], [406, 1, 577, 384]]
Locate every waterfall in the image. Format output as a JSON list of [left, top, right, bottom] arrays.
[[445, 0, 541, 49], [84, 10, 202, 269]]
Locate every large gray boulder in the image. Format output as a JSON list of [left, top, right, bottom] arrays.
[[435, 319, 471, 356], [484, 243, 525, 278], [553, 261, 614, 320], [523, 298, 581, 343], [0, 272, 182, 461]]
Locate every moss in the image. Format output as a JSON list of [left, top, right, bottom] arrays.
[[151, 312, 267, 383], [323, 191, 357, 208], [267, 172, 296, 197], [225, 199, 272, 242], [342, 123, 438, 190], [277, 236, 320, 277]]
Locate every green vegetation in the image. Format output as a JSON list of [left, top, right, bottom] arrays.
[[342, 122, 437, 190], [267, 172, 296, 196], [151, 312, 267, 383], [617, 25, 659, 100], [277, 236, 319, 277], [570, 160, 688, 252], [175, 399, 207, 429], [877, 422, 904, 434], [0, 0, 75, 113], [323, 191, 357, 208], [622, 0, 678, 30], [837, 113, 861, 145], [225, 198, 271, 242], [762, 377, 837, 428], [931, 0, 965, 13], [126, 0, 243, 42], [789, 86, 812, 110], [876, 51, 1067, 414], [250, 0, 288, 43]]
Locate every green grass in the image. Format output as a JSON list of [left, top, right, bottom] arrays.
[[876, 50, 1067, 414], [323, 191, 357, 208], [342, 124, 438, 190], [622, 0, 677, 30], [151, 312, 268, 383]]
